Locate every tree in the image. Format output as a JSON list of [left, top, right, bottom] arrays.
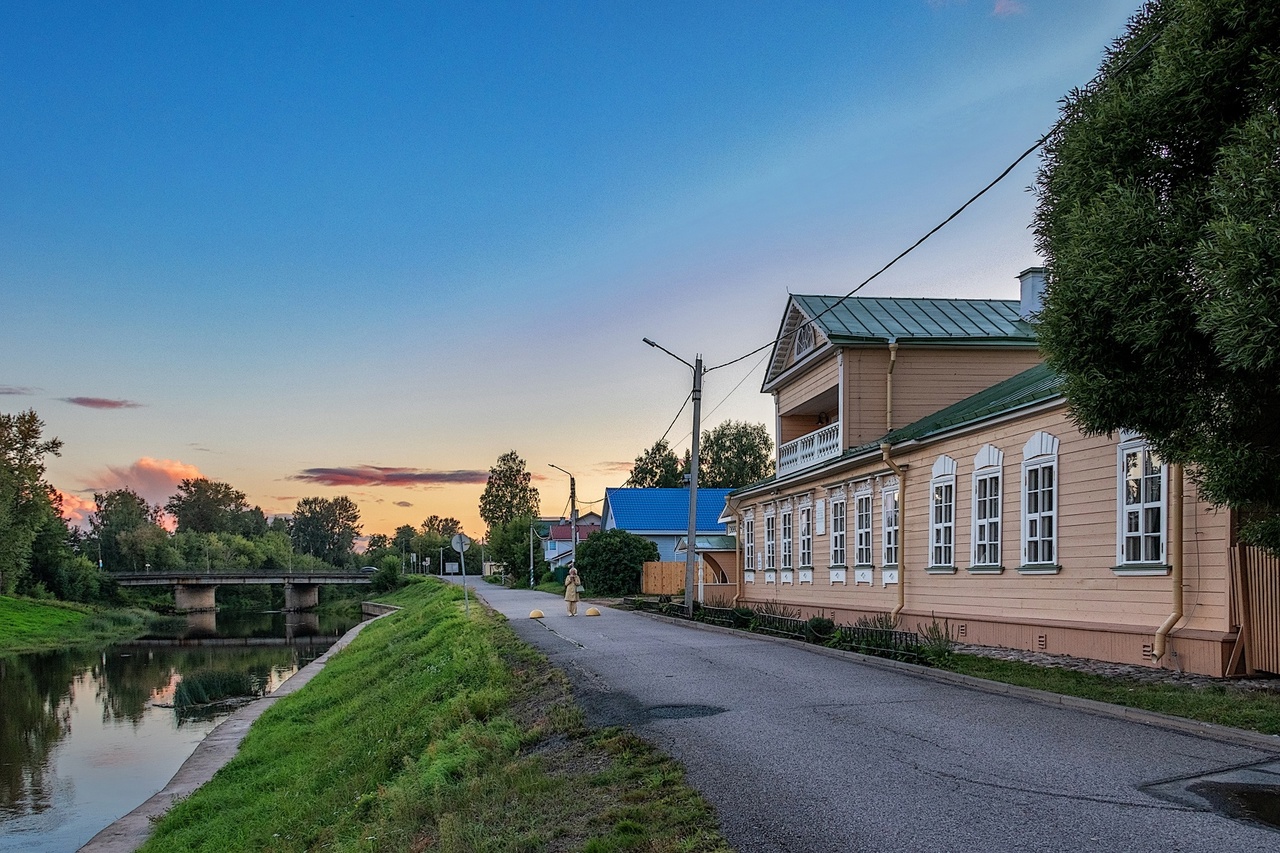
[[88, 488, 165, 572], [629, 439, 684, 488], [290, 496, 362, 565], [1033, 0, 1280, 551], [421, 515, 462, 538], [698, 421, 774, 489], [478, 451, 539, 533], [487, 514, 548, 582], [165, 478, 264, 535], [575, 529, 658, 596], [0, 409, 63, 593]]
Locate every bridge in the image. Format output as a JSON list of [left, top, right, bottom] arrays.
[[112, 572, 373, 612]]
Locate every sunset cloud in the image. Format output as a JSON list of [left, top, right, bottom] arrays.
[[61, 396, 143, 409], [393, 500, 413, 507], [1, 385, 39, 395], [292, 465, 488, 488], [55, 489, 97, 528], [83, 457, 205, 506]]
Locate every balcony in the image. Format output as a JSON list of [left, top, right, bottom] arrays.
[[777, 422, 842, 478]]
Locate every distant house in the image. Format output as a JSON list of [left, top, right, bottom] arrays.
[[544, 512, 602, 568], [601, 488, 734, 562]]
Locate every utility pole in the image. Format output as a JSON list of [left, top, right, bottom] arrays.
[[549, 464, 578, 569], [644, 338, 703, 618]]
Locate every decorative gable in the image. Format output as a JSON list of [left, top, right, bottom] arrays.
[[764, 298, 831, 388]]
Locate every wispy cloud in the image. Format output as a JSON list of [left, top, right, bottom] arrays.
[[292, 465, 488, 488], [61, 396, 143, 409], [82, 457, 204, 506], [0, 385, 39, 395], [992, 0, 1025, 16], [393, 500, 413, 507]]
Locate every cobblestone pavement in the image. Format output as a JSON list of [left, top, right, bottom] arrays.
[[954, 642, 1280, 694]]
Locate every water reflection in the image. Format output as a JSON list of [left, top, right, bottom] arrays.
[[0, 609, 361, 853]]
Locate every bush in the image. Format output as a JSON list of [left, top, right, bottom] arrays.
[[917, 617, 955, 667], [574, 529, 659, 596], [805, 615, 836, 644]]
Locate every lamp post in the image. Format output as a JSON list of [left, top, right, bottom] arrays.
[[643, 337, 703, 618], [548, 464, 578, 569]]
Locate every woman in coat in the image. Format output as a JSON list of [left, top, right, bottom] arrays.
[[564, 567, 581, 616]]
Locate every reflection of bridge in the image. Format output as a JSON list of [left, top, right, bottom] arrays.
[[112, 572, 372, 612]]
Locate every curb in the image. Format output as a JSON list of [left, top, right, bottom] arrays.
[[635, 610, 1280, 755], [77, 605, 400, 853]]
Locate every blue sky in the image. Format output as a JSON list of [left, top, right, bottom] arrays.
[[2, 1, 1140, 536]]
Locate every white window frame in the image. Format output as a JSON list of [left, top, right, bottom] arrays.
[[780, 507, 793, 570], [881, 479, 900, 567], [764, 514, 776, 571], [970, 444, 1004, 570], [799, 506, 812, 568], [1021, 432, 1060, 572], [1116, 436, 1168, 571], [853, 484, 873, 566], [829, 491, 847, 567], [743, 514, 755, 572], [929, 456, 956, 570]]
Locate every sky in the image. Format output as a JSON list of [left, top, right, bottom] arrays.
[[2, 0, 1141, 540]]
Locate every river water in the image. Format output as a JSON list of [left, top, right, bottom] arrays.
[[0, 610, 361, 853]]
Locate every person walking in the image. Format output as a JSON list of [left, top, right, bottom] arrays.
[[564, 566, 582, 616]]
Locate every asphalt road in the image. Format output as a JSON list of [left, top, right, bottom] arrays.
[[456, 579, 1280, 852]]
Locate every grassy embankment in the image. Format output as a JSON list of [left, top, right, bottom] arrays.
[[139, 578, 731, 853], [0, 595, 172, 656]]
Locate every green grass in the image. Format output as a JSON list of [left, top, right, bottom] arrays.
[[942, 654, 1280, 735], [0, 595, 170, 655], [139, 578, 731, 853]]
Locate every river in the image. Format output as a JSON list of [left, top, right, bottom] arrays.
[[0, 610, 362, 853]]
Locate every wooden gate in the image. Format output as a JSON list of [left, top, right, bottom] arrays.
[[1229, 545, 1280, 676]]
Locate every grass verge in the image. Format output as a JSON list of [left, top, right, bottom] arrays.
[[0, 595, 171, 656], [139, 578, 731, 853], [940, 653, 1280, 736]]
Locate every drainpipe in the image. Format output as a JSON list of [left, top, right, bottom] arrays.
[[732, 504, 743, 608], [1153, 463, 1185, 662], [886, 339, 899, 433], [881, 442, 907, 621]]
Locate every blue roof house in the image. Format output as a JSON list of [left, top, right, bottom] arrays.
[[601, 488, 733, 562]]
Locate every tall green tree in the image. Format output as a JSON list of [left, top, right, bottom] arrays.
[[420, 515, 462, 538], [165, 478, 265, 536], [487, 514, 548, 582], [698, 421, 774, 489], [290, 496, 362, 565], [629, 439, 684, 488], [574, 529, 658, 596], [1034, 0, 1280, 551], [478, 451, 539, 533], [0, 409, 63, 593], [88, 488, 165, 572]]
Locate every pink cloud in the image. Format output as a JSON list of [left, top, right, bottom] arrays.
[[291, 465, 487, 488], [992, 0, 1024, 15], [61, 397, 143, 409], [83, 457, 204, 507], [55, 489, 97, 528]]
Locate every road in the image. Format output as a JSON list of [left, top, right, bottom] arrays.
[[455, 579, 1280, 852]]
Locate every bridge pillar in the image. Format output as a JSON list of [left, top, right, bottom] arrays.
[[285, 611, 320, 640], [174, 583, 217, 613], [284, 582, 319, 612]]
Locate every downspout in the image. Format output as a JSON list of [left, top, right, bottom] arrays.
[[731, 500, 743, 607], [1153, 463, 1185, 663], [881, 442, 907, 621], [886, 339, 899, 433]]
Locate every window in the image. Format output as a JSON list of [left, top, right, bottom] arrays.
[[1022, 432, 1059, 567], [882, 481, 900, 566], [1118, 438, 1166, 565], [765, 514, 776, 570], [743, 515, 755, 571], [780, 508, 793, 570], [830, 498, 846, 566], [854, 487, 873, 566], [794, 323, 815, 358], [930, 456, 956, 568], [799, 506, 813, 567], [971, 445, 1003, 568]]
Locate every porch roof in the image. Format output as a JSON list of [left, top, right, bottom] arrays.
[[791, 295, 1036, 347]]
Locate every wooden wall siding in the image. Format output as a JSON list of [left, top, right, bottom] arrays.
[[889, 348, 1044, 431], [642, 561, 686, 595], [842, 348, 890, 447], [777, 355, 839, 415], [1236, 546, 1280, 676], [780, 415, 816, 445], [733, 402, 1237, 676]]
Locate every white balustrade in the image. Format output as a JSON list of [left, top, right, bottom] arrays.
[[777, 422, 842, 477]]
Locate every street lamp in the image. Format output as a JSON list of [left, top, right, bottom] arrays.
[[643, 337, 703, 618], [548, 463, 578, 570]]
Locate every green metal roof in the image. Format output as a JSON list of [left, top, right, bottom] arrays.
[[732, 363, 1064, 496], [791, 295, 1036, 346], [674, 535, 737, 553]]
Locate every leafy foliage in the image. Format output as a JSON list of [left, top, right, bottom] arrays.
[[487, 514, 548, 582], [289, 496, 362, 565], [165, 478, 265, 536], [628, 439, 684, 488], [1033, 0, 1280, 550], [574, 529, 658, 596], [478, 450, 540, 533], [0, 410, 64, 593], [88, 488, 167, 572], [698, 420, 775, 488]]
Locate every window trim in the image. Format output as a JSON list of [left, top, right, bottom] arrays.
[[881, 479, 900, 567], [928, 456, 956, 573], [1114, 436, 1170, 574], [853, 483, 873, 567], [969, 444, 1004, 573], [743, 514, 755, 573], [764, 513, 776, 571], [799, 505, 813, 568], [829, 495, 847, 567], [1020, 431, 1061, 575], [780, 507, 793, 571]]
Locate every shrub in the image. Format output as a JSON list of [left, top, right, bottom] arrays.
[[574, 529, 659, 596], [804, 615, 836, 644]]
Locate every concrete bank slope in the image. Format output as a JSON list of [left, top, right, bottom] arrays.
[[77, 604, 398, 853]]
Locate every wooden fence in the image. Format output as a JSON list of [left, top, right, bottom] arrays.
[[642, 561, 685, 595], [1230, 544, 1280, 676]]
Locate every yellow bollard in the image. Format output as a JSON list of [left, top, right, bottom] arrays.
[[529, 609, 545, 619], [585, 607, 601, 617]]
